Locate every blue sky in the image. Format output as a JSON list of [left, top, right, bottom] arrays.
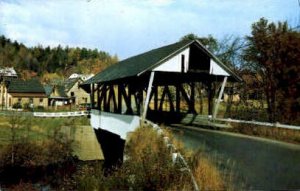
[[0, 0, 299, 59]]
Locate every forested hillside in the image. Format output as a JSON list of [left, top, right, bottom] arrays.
[[0, 35, 118, 80]]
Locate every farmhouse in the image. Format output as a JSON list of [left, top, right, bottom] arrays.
[[0, 78, 47, 109], [45, 77, 90, 107]]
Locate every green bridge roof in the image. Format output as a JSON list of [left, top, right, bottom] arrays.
[[83, 39, 241, 85]]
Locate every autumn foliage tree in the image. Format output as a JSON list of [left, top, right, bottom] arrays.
[[0, 35, 118, 79], [243, 18, 300, 123]]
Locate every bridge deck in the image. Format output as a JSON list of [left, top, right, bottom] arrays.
[[147, 110, 231, 129]]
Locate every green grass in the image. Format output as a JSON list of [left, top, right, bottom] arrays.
[[0, 126, 48, 143], [0, 115, 100, 160]]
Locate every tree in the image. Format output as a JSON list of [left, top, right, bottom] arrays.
[[243, 18, 300, 123], [0, 35, 118, 78], [8, 111, 23, 165], [180, 33, 219, 53], [180, 34, 244, 115]]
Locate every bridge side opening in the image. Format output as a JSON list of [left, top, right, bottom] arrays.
[[89, 72, 232, 125]]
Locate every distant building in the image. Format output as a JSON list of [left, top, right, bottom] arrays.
[[0, 78, 47, 109], [45, 77, 90, 107], [0, 67, 18, 78], [44, 84, 69, 106], [69, 73, 94, 81]]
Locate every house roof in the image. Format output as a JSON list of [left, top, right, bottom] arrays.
[[64, 78, 80, 92], [45, 77, 81, 98], [83, 39, 241, 85], [44, 84, 68, 98], [44, 85, 53, 96], [8, 78, 45, 93], [56, 85, 68, 97]]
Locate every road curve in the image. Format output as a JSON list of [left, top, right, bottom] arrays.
[[171, 125, 300, 190]]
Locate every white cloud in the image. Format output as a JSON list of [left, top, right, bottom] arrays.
[[0, 0, 298, 59], [143, 0, 174, 7]]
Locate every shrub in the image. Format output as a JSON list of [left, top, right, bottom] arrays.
[[0, 142, 46, 168], [71, 162, 106, 191], [192, 152, 225, 190], [36, 105, 44, 111], [106, 126, 192, 190], [0, 131, 75, 188], [12, 103, 22, 109], [10, 181, 38, 191], [23, 102, 30, 110]]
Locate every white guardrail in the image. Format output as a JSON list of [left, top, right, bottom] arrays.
[[214, 117, 300, 130], [184, 114, 300, 131], [143, 119, 200, 191], [33, 111, 89, 118]]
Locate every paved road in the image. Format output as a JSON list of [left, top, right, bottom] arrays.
[[171, 125, 300, 190]]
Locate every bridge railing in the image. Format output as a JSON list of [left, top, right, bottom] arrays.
[[33, 111, 89, 118], [143, 119, 200, 191], [214, 117, 300, 130], [181, 114, 300, 130]]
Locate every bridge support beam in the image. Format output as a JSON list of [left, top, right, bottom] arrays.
[[117, 84, 122, 113], [190, 82, 196, 114], [176, 84, 180, 113], [213, 76, 228, 119], [91, 83, 95, 109], [207, 81, 213, 116], [141, 71, 155, 123]]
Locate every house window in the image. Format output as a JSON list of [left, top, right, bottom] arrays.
[[71, 92, 75, 97], [29, 98, 33, 108], [39, 98, 43, 106], [18, 98, 22, 103]]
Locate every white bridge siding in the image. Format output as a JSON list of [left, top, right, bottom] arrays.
[[209, 59, 229, 76], [153, 48, 190, 73], [91, 110, 140, 140], [152, 47, 229, 77]]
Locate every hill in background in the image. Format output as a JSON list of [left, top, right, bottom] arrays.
[[0, 35, 118, 82]]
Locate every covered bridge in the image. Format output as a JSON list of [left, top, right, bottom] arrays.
[[81, 40, 241, 139], [81, 39, 241, 167], [81, 39, 241, 137]]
